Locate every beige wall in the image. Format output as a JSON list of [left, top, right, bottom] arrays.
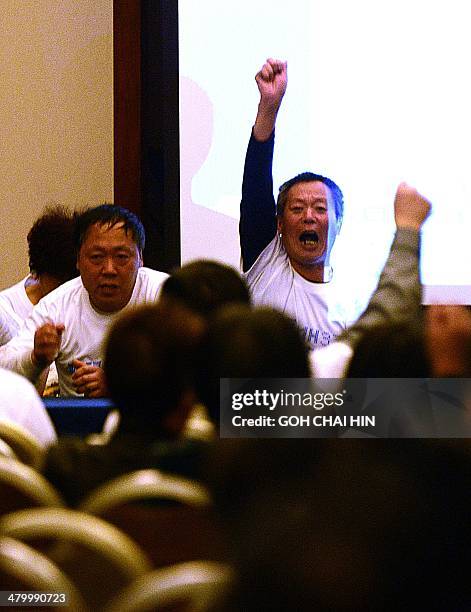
[[0, 0, 113, 288]]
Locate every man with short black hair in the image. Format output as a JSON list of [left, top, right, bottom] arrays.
[[241, 59, 350, 349], [0, 204, 167, 397]]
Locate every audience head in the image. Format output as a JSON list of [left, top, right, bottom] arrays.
[[27, 205, 78, 286], [207, 439, 471, 611], [346, 321, 431, 377], [75, 204, 145, 312], [196, 305, 310, 423], [160, 259, 251, 318], [104, 302, 205, 437]]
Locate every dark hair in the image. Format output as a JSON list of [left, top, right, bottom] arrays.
[[104, 303, 204, 435], [27, 205, 78, 282], [277, 172, 344, 232], [347, 321, 431, 378], [196, 305, 310, 423], [207, 439, 471, 611], [75, 204, 145, 252], [161, 259, 251, 317]]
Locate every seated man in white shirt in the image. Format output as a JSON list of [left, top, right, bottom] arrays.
[[0, 205, 168, 397], [0, 367, 56, 447]]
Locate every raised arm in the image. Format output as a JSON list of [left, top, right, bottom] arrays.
[[240, 59, 288, 271], [342, 182, 431, 346], [311, 182, 431, 377]]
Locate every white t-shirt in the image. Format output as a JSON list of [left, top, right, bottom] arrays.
[[0, 367, 56, 446], [0, 267, 168, 396], [0, 277, 32, 345], [245, 236, 355, 349]]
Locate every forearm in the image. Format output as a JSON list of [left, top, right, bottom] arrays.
[[253, 100, 278, 142], [0, 307, 51, 384], [340, 228, 421, 348], [240, 130, 278, 271], [0, 342, 46, 383]]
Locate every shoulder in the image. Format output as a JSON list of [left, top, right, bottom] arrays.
[[0, 366, 41, 404], [138, 267, 169, 282], [245, 236, 287, 279], [0, 278, 30, 323], [33, 277, 85, 316], [0, 277, 27, 300], [135, 267, 169, 294], [39, 277, 84, 306], [244, 237, 293, 305]]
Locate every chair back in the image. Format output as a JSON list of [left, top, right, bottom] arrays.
[[0, 456, 64, 516], [104, 560, 234, 612], [0, 420, 45, 469], [0, 507, 152, 608], [0, 536, 87, 610], [0, 438, 17, 460], [79, 470, 225, 568], [80, 469, 211, 513]]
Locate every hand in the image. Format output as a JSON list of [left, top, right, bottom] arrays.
[[255, 58, 288, 112], [32, 323, 65, 368], [71, 359, 108, 398], [253, 58, 287, 142], [394, 182, 431, 231]]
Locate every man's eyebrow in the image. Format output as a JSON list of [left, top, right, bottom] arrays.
[[290, 197, 328, 204], [89, 245, 134, 252]]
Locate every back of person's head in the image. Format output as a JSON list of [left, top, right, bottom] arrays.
[[75, 204, 145, 252], [27, 205, 78, 283], [160, 259, 251, 318], [196, 305, 310, 423], [347, 321, 431, 377], [206, 439, 471, 611], [104, 302, 205, 437]]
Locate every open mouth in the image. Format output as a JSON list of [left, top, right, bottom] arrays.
[[299, 231, 319, 246]]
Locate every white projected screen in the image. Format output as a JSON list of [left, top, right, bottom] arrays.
[[179, 0, 471, 304]]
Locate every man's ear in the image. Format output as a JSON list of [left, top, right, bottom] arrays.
[[277, 217, 283, 236]]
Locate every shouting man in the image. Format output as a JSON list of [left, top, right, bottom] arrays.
[[241, 58, 348, 349]]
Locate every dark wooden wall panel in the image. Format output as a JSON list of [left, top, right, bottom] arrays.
[[114, 0, 180, 271], [113, 0, 141, 215]]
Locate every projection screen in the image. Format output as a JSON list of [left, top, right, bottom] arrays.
[[179, 0, 471, 309]]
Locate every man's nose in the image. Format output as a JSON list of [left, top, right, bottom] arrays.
[[102, 257, 117, 274], [303, 206, 316, 222]]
